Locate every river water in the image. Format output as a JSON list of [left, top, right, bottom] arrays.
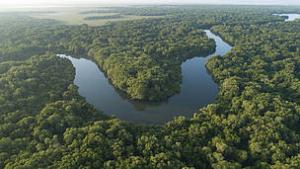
[[273, 13, 300, 21], [59, 30, 232, 124]]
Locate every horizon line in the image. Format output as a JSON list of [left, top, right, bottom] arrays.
[[1, 3, 300, 8]]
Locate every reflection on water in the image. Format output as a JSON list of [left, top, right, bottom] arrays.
[[58, 30, 232, 124]]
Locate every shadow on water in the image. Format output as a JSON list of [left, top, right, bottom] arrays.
[[58, 30, 232, 124]]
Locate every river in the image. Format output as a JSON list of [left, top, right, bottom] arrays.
[[273, 13, 300, 21], [58, 30, 232, 124]]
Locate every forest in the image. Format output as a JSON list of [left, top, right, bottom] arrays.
[[0, 5, 300, 169], [0, 15, 215, 101], [84, 14, 123, 20]]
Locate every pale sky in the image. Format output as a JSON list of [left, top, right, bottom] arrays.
[[0, 0, 299, 6]]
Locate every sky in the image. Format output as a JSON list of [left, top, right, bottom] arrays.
[[0, 0, 299, 7]]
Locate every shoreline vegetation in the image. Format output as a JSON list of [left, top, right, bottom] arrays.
[[84, 14, 123, 20], [0, 5, 300, 168]]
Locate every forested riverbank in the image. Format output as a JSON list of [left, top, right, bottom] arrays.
[[1, 5, 300, 168], [57, 29, 231, 124]]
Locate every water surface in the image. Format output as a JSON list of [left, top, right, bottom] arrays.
[[273, 13, 300, 21], [59, 30, 232, 124]]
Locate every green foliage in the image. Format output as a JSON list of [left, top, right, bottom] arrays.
[[84, 14, 123, 20], [88, 19, 215, 100], [0, 15, 215, 101], [1, 5, 300, 169]]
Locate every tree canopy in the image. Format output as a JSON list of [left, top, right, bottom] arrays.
[[1, 5, 300, 169]]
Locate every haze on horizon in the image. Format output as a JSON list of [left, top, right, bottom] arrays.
[[0, 0, 300, 7]]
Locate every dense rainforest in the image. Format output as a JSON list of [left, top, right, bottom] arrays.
[[0, 15, 216, 101], [1, 5, 300, 169]]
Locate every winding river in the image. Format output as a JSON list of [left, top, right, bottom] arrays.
[[59, 30, 232, 124]]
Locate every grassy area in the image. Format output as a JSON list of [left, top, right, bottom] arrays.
[[25, 7, 161, 26]]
